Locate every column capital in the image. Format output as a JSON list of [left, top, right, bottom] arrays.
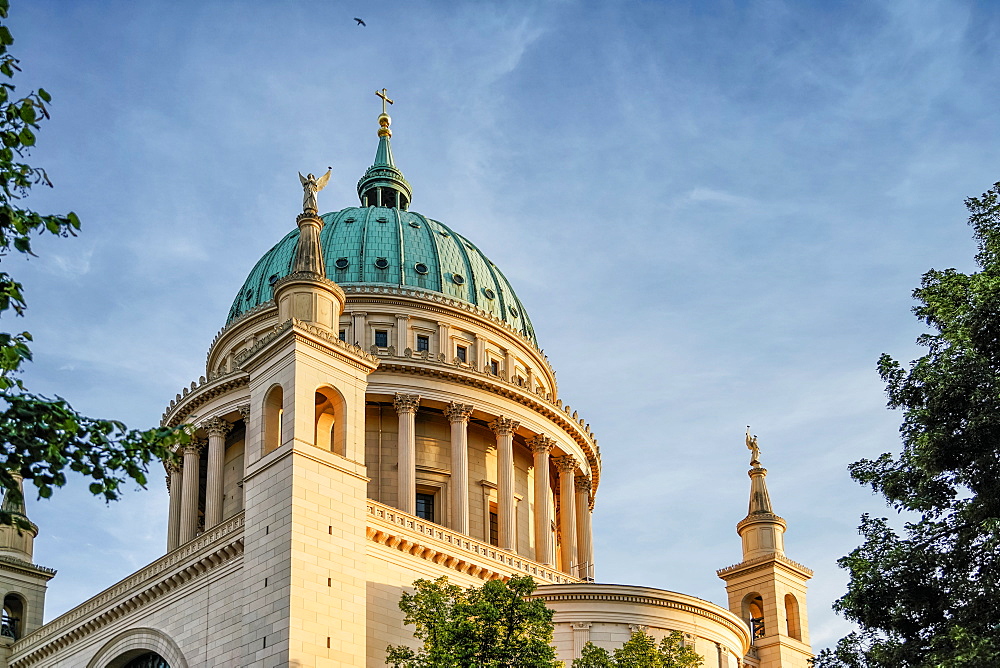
[[164, 459, 181, 475], [528, 434, 556, 454], [165, 474, 172, 492], [554, 454, 578, 473], [445, 402, 474, 423], [489, 416, 520, 436], [350, 311, 368, 317], [574, 474, 592, 492], [394, 313, 410, 321], [201, 417, 229, 437], [393, 393, 421, 415], [237, 403, 251, 421], [183, 440, 206, 456]]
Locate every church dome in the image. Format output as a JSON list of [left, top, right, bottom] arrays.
[[227, 206, 538, 345]]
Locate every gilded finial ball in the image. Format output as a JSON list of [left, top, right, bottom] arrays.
[[378, 112, 391, 127]]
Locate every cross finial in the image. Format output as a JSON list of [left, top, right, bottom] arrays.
[[376, 88, 394, 114]]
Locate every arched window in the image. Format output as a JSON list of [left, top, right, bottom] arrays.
[[122, 652, 170, 668], [785, 593, 802, 640], [1, 593, 24, 640], [743, 593, 766, 640], [263, 385, 284, 455], [315, 387, 346, 456]]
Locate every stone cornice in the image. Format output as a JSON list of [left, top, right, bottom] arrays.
[[0, 555, 55, 580], [716, 552, 814, 580], [235, 318, 379, 373], [10, 513, 245, 666], [160, 369, 249, 428], [373, 358, 600, 499], [366, 500, 575, 585]]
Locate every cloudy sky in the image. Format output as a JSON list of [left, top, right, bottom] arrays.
[[7, 0, 1000, 653]]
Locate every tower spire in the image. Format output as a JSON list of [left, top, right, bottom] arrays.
[[357, 88, 413, 209]]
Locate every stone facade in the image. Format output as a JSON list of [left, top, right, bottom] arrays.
[[0, 106, 813, 668]]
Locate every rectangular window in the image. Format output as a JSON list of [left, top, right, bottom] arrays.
[[338, 329, 346, 342], [374, 330, 389, 347], [416, 492, 435, 522], [456, 345, 467, 363], [489, 505, 499, 547], [490, 360, 499, 376], [416, 335, 429, 352]]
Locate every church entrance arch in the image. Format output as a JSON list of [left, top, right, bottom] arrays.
[[121, 653, 169, 668], [86, 627, 188, 668]]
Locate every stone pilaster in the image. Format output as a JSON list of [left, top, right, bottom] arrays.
[[529, 435, 555, 565], [445, 402, 474, 534], [555, 455, 578, 575], [395, 313, 409, 352], [575, 474, 594, 580], [394, 393, 421, 515], [351, 311, 368, 348], [203, 417, 229, 529], [165, 460, 183, 551], [179, 441, 205, 544], [490, 417, 520, 551]]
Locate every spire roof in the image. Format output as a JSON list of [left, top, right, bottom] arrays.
[[357, 88, 413, 210]]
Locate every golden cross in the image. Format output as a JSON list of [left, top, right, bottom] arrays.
[[375, 88, 394, 114]]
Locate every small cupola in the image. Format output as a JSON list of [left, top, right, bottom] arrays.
[[356, 88, 413, 210]]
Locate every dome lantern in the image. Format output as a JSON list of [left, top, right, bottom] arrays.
[[357, 88, 413, 210]]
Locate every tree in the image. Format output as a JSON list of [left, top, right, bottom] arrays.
[[0, 0, 185, 527], [573, 630, 702, 668], [385, 575, 561, 668], [814, 182, 1000, 667]]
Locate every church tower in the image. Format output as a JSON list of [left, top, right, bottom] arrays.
[[0, 478, 55, 663], [717, 430, 813, 668]]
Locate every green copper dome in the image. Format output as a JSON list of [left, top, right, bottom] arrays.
[[227, 206, 537, 344]]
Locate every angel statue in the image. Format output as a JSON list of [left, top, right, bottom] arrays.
[[746, 426, 761, 467], [298, 169, 332, 214]]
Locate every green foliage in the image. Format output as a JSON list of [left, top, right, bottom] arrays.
[[385, 575, 561, 668], [573, 630, 703, 668], [0, 0, 185, 527], [814, 182, 1000, 667]]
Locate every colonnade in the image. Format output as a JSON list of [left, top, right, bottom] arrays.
[[392, 393, 595, 579], [165, 407, 247, 552]]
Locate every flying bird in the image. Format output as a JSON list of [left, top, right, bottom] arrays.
[[354, 17, 366, 26]]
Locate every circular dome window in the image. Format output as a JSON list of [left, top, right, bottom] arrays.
[[334, 257, 350, 270], [452, 273, 466, 285], [268, 274, 279, 286], [509, 306, 520, 317], [374, 257, 390, 270], [482, 288, 496, 299], [414, 262, 429, 275]]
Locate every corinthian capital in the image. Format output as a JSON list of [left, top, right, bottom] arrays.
[[202, 417, 229, 438], [528, 434, 555, 454], [237, 404, 251, 422], [393, 393, 421, 415], [445, 402, 474, 423], [575, 474, 592, 492], [554, 455, 578, 473], [489, 416, 519, 436], [183, 440, 206, 456]]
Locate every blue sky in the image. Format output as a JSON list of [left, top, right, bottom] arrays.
[[6, 0, 1000, 653]]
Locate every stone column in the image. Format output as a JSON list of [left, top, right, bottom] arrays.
[[203, 417, 229, 529], [394, 393, 420, 515], [490, 417, 520, 551], [351, 311, 368, 348], [395, 313, 409, 352], [503, 349, 513, 381], [575, 474, 594, 580], [474, 333, 487, 370], [237, 403, 250, 510], [555, 455, 578, 575], [179, 441, 204, 544], [165, 460, 183, 551], [437, 321, 450, 359], [529, 435, 555, 565], [445, 402, 473, 534]]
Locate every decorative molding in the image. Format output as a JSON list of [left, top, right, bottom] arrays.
[[0, 555, 56, 579], [489, 416, 519, 436], [716, 552, 814, 579], [393, 393, 421, 414], [11, 513, 245, 665], [182, 440, 206, 456], [554, 455, 578, 473], [444, 402, 474, 423], [201, 417, 229, 437], [160, 369, 249, 428], [575, 475, 592, 492], [237, 403, 250, 422], [528, 434, 555, 454]]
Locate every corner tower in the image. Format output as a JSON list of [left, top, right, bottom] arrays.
[[717, 429, 813, 668]]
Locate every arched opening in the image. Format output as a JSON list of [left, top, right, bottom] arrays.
[[1, 593, 24, 640], [315, 386, 346, 456], [743, 593, 766, 641], [121, 652, 170, 668], [263, 385, 284, 456], [785, 593, 802, 640]]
